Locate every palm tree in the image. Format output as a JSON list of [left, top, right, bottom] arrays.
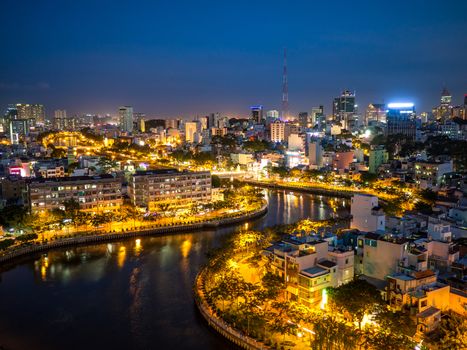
[[121, 205, 140, 229], [209, 278, 231, 312]]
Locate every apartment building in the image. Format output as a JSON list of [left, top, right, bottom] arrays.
[[414, 160, 453, 189], [27, 175, 122, 213], [129, 169, 211, 211], [263, 235, 354, 307], [37, 165, 65, 178], [351, 194, 385, 233], [362, 233, 409, 280], [270, 121, 285, 143], [388, 273, 466, 333]]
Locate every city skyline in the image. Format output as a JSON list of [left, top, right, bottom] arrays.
[[1, 0, 467, 117]]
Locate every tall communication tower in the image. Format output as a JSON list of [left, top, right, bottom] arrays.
[[281, 48, 289, 119]]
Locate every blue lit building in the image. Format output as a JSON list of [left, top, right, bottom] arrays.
[[250, 105, 264, 124], [386, 103, 417, 140]]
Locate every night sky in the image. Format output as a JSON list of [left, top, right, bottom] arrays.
[[1, 0, 466, 118]]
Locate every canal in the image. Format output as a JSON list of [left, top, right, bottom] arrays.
[[0, 190, 349, 350]]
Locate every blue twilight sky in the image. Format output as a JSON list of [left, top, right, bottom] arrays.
[[0, 0, 466, 119]]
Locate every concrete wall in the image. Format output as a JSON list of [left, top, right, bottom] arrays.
[[363, 239, 407, 280]]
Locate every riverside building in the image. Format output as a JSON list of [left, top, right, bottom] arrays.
[[263, 235, 354, 307], [128, 169, 212, 211], [27, 174, 123, 214]]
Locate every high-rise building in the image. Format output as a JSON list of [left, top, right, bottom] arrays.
[[118, 106, 134, 133], [196, 116, 209, 130], [440, 88, 452, 106], [53, 110, 75, 130], [134, 112, 146, 133], [250, 105, 264, 124], [9, 119, 29, 144], [298, 112, 309, 129], [266, 110, 280, 120], [0, 106, 17, 134], [311, 106, 325, 129], [16, 104, 45, 124], [433, 88, 453, 120], [138, 118, 146, 133], [165, 119, 179, 129], [386, 103, 417, 140], [451, 106, 465, 120], [185, 121, 199, 143], [208, 112, 228, 129], [333, 90, 356, 130], [365, 103, 386, 125], [54, 109, 67, 119], [270, 120, 285, 143]]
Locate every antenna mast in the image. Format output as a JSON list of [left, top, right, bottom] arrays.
[[281, 48, 289, 119]]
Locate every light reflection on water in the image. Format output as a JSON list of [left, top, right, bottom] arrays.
[[0, 190, 348, 350]]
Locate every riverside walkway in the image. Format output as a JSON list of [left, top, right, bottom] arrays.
[[0, 203, 267, 264]]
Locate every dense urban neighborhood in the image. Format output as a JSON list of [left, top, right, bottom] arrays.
[[0, 90, 466, 349]]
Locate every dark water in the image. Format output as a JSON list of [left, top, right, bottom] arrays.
[[0, 190, 348, 350]]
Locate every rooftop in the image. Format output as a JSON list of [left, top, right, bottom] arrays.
[[29, 174, 117, 184], [389, 273, 415, 281], [318, 260, 337, 269], [133, 168, 210, 176], [301, 266, 328, 277], [417, 306, 440, 319], [412, 270, 436, 279]]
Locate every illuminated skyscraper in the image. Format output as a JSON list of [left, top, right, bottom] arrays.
[[365, 103, 386, 125], [311, 106, 324, 129], [134, 112, 146, 132], [54, 109, 75, 130], [266, 110, 279, 120], [433, 88, 453, 120], [386, 102, 417, 140], [185, 121, 199, 142], [16, 104, 45, 124], [250, 105, 264, 124], [118, 106, 134, 133], [332, 90, 357, 130], [0, 105, 17, 134], [298, 112, 309, 129], [440, 87, 452, 106]]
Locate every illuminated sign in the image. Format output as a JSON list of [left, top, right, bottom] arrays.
[[9, 166, 27, 177], [387, 102, 414, 109]]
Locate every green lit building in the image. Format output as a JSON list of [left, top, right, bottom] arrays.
[[369, 147, 388, 174]]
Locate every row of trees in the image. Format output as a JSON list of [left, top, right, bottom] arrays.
[[0, 199, 145, 240]]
